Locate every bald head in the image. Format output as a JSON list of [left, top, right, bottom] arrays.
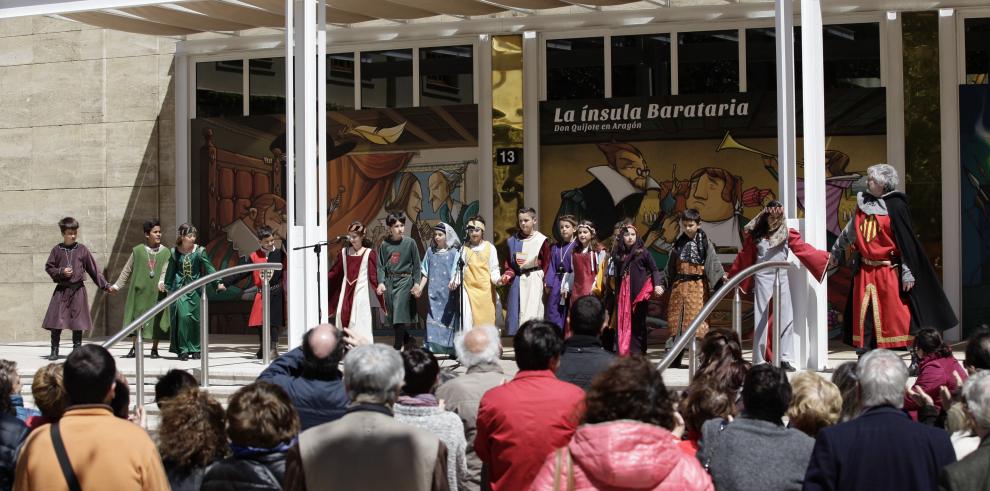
[[301, 324, 344, 380], [308, 324, 339, 359], [455, 326, 501, 368]]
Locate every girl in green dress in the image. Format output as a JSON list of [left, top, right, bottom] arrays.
[[376, 212, 422, 350], [163, 224, 226, 361], [110, 219, 171, 359]]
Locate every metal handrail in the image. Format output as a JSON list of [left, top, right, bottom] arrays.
[[102, 262, 283, 408], [657, 260, 796, 380]]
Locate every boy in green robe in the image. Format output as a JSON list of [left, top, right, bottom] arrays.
[[376, 212, 422, 350], [110, 219, 171, 359]]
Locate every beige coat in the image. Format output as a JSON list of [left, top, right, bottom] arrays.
[[14, 406, 168, 491]]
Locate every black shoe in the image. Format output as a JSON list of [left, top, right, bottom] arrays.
[[178, 353, 189, 361], [123, 347, 136, 359], [150, 349, 160, 359], [191, 352, 201, 360], [255, 349, 263, 359], [780, 361, 797, 372], [48, 347, 59, 361]]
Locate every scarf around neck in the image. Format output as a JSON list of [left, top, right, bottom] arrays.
[[673, 229, 709, 266]]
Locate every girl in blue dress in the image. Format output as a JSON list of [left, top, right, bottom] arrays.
[[413, 223, 461, 355]]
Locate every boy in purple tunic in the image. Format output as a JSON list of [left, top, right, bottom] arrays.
[[42, 217, 111, 360], [545, 215, 577, 334]]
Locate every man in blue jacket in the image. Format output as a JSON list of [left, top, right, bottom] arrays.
[[803, 349, 956, 491], [258, 324, 349, 430]]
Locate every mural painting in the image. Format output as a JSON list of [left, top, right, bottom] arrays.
[[960, 84, 990, 335]]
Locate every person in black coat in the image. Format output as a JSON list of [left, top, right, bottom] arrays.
[[257, 324, 349, 431], [556, 296, 616, 389], [201, 382, 300, 491], [938, 370, 990, 491], [803, 349, 956, 491], [0, 375, 28, 491]]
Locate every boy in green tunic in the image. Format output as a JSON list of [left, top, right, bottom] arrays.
[[162, 223, 226, 361], [376, 212, 422, 350], [110, 219, 171, 359]]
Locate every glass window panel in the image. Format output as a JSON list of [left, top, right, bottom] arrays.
[[611, 34, 671, 98], [966, 18, 990, 84], [822, 23, 881, 88], [361, 49, 412, 108], [248, 57, 285, 115], [746, 27, 803, 92], [420, 45, 473, 106], [546, 37, 605, 100], [678, 30, 739, 94], [328, 52, 355, 110], [196, 60, 243, 118]]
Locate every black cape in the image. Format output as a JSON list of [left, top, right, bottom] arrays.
[[554, 179, 645, 243], [842, 192, 957, 346]]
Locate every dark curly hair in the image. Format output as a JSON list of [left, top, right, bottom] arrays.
[[695, 329, 751, 395], [158, 389, 228, 472], [583, 356, 676, 430], [226, 381, 300, 449]]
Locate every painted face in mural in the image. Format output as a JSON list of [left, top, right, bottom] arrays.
[[558, 220, 575, 242], [613, 149, 651, 191], [406, 182, 424, 222], [253, 203, 288, 245], [688, 173, 735, 222], [428, 172, 452, 213]]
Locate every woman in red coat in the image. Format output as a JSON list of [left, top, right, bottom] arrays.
[[903, 327, 967, 421]]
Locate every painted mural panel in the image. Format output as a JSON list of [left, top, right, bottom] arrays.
[[960, 84, 990, 335]]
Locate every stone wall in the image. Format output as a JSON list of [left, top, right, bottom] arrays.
[[0, 16, 176, 342]]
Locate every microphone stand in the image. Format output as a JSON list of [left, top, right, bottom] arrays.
[[293, 240, 329, 322]]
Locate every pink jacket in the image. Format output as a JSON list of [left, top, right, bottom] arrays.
[[530, 420, 714, 491]]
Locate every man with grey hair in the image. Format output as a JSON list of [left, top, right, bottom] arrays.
[[830, 163, 956, 355], [435, 326, 506, 491], [939, 370, 990, 490], [803, 349, 955, 491], [283, 344, 451, 491]]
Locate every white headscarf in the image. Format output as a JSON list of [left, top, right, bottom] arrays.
[[434, 222, 460, 250]]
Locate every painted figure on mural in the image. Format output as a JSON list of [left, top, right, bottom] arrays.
[[429, 167, 480, 238], [727, 201, 830, 370], [377, 212, 423, 350], [499, 207, 551, 335], [42, 217, 112, 361], [829, 164, 957, 352], [554, 141, 661, 243], [414, 223, 461, 356], [454, 216, 501, 329], [221, 226, 286, 360], [205, 194, 288, 302], [329, 221, 384, 345], [661, 209, 725, 368], [163, 223, 227, 361], [383, 172, 431, 257], [110, 218, 171, 360], [545, 215, 578, 333]]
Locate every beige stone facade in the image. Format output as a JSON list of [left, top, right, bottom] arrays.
[[0, 16, 176, 342]]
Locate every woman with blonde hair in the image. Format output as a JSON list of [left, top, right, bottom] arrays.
[[787, 371, 842, 438], [25, 363, 67, 430]]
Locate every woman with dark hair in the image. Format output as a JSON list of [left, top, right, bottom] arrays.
[[903, 327, 967, 419], [328, 221, 383, 344], [158, 389, 228, 491], [531, 356, 712, 490], [201, 381, 300, 490], [695, 328, 751, 397], [831, 361, 861, 423], [393, 349, 468, 490], [0, 373, 28, 491], [608, 224, 663, 355], [678, 384, 735, 457]]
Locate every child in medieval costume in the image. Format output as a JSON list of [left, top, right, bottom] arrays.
[[610, 223, 663, 356], [499, 207, 551, 335], [413, 223, 461, 356], [561, 220, 607, 335], [162, 224, 226, 361], [377, 212, 422, 350], [545, 215, 578, 333], [829, 164, 956, 352], [727, 201, 830, 371], [110, 219, 171, 359], [329, 221, 383, 344], [662, 209, 725, 368], [43, 217, 112, 361], [222, 225, 286, 360], [453, 216, 500, 329]]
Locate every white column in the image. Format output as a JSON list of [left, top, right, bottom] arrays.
[[800, 0, 828, 370], [174, 54, 190, 225], [297, 0, 320, 332], [478, 35, 495, 231], [523, 31, 540, 213], [939, 9, 963, 341], [285, 0, 303, 347], [317, 0, 329, 324], [775, 0, 797, 215]]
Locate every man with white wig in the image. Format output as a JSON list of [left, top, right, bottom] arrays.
[[939, 370, 990, 490], [829, 163, 957, 353], [435, 326, 506, 491]]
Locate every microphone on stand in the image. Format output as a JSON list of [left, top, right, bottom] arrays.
[[330, 235, 349, 243]]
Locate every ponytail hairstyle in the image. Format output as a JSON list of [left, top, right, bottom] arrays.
[[913, 327, 953, 359]]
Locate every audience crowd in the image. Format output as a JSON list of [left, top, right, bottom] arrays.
[[0, 296, 988, 491]]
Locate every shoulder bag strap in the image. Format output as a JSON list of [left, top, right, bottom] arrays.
[[50, 423, 83, 491]]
